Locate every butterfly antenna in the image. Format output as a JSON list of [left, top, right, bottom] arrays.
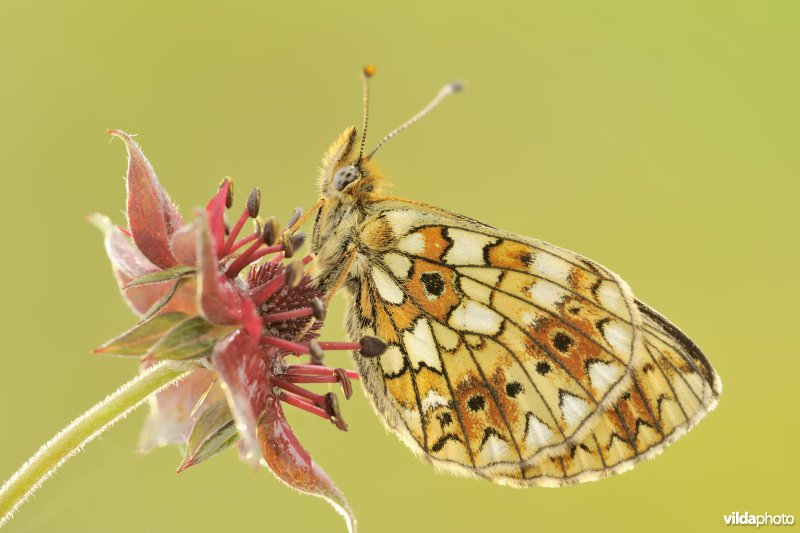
[[356, 65, 376, 165], [366, 79, 465, 161]]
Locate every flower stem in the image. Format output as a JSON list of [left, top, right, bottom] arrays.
[[0, 361, 194, 527]]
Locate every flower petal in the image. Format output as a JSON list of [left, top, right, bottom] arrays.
[[109, 130, 182, 269], [258, 395, 356, 533], [90, 213, 172, 315], [210, 331, 269, 467], [170, 222, 198, 265], [206, 179, 231, 255], [196, 211, 262, 341], [138, 366, 220, 453]]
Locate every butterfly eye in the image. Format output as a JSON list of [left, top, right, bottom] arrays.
[[333, 165, 361, 191]]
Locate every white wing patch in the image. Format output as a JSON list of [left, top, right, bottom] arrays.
[[596, 280, 629, 316], [380, 345, 406, 375], [478, 434, 512, 464], [383, 252, 412, 280], [421, 390, 449, 411], [443, 228, 497, 265], [587, 360, 624, 392], [524, 415, 554, 448], [371, 266, 405, 304], [398, 233, 426, 255], [403, 319, 442, 371], [530, 252, 573, 284], [384, 209, 417, 237], [528, 280, 568, 310], [560, 393, 590, 428], [449, 300, 503, 335], [602, 320, 634, 355]]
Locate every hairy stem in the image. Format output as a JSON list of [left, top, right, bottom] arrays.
[[0, 361, 194, 527]]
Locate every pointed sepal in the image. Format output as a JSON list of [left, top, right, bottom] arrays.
[[109, 130, 183, 269], [210, 331, 268, 467], [177, 399, 238, 472], [258, 395, 356, 533], [94, 312, 188, 356]]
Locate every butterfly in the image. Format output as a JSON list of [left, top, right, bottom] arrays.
[[289, 67, 721, 487]]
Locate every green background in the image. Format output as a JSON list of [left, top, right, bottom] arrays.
[[1, 1, 797, 532]]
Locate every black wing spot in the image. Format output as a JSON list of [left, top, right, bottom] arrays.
[[505, 381, 523, 398], [552, 331, 574, 353], [467, 394, 486, 412], [437, 412, 453, 427], [420, 271, 445, 298], [536, 361, 551, 375]]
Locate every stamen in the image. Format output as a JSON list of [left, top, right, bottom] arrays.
[[228, 231, 259, 253], [317, 341, 361, 351], [311, 297, 326, 320], [324, 393, 348, 431], [280, 370, 354, 399], [261, 335, 309, 354], [221, 209, 250, 257], [224, 229, 265, 278], [251, 272, 286, 305], [272, 377, 327, 405], [219, 178, 234, 209], [262, 307, 314, 323], [281, 232, 296, 258], [359, 336, 389, 357], [246, 188, 261, 218], [285, 260, 305, 287], [309, 340, 324, 363], [220, 188, 261, 256], [278, 390, 330, 421], [262, 217, 279, 247], [287, 207, 303, 228], [285, 364, 360, 381], [247, 243, 285, 263]]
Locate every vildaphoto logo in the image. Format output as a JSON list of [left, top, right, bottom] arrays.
[[724, 512, 795, 527]]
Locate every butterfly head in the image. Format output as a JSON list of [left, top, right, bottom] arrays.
[[318, 67, 464, 201], [318, 125, 383, 201]]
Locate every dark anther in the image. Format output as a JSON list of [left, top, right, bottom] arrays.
[[359, 336, 388, 357], [333, 368, 353, 399], [290, 232, 306, 253], [246, 188, 261, 218], [309, 340, 324, 364], [220, 178, 234, 208], [263, 217, 279, 246], [287, 207, 303, 228], [324, 393, 348, 431], [285, 260, 304, 287], [311, 297, 326, 320], [282, 232, 295, 258]]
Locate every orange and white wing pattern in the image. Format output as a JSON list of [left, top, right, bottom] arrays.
[[344, 199, 721, 486]]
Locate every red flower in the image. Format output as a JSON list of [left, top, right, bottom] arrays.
[[91, 131, 386, 532]]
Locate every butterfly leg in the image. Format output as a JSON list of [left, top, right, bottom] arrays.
[[322, 247, 357, 305]]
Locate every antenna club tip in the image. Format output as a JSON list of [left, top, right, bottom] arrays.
[[362, 65, 377, 78], [447, 80, 467, 93]]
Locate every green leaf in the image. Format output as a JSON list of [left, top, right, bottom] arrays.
[[148, 316, 232, 360], [94, 312, 188, 356], [125, 265, 196, 288], [177, 400, 238, 472]]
